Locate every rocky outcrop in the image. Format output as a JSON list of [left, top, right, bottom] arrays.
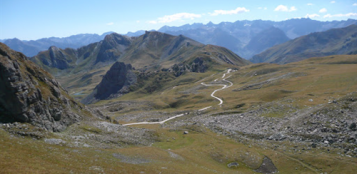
[[82, 62, 137, 104], [170, 57, 209, 77], [0, 43, 86, 132]]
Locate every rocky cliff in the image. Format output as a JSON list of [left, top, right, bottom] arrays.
[[0, 43, 88, 131], [82, 62, 137, 104]]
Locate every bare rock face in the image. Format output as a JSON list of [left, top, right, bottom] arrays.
[[0, 43, 85, 132], [170, 57, 209, 77], [82, 62, 137, 104]]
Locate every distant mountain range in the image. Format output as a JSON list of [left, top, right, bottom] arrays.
[[243, 26, 290, 58], [250, 24, 357, 64], [2, 32, 113, 57], [157, 18, 357, 58], [31, 31, 249, 76], [2, 18, 356, 58]]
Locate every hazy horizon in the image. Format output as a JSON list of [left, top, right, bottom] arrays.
[[1, 0, 357, 40]]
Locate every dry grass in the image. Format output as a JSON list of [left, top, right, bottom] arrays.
[[4, 55, 355, 173], [93, 55, 357, 121], [2, 124, 357, 174]]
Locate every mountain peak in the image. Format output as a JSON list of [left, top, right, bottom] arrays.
[[144, 30, 170, 36], [207, 21, 215, 27], [96, 33, 132, 64], [141, 31, 174, 44], [49, 45, 59, 51], [103, 33, 131, 46]]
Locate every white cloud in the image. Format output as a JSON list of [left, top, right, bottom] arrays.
[[210, 7, 249, 16], [324, 13, 357, 18], [319, 8, 327, 13], [106, 22, 114, 25], [330, 1, 335, 3], [353, 3, 357, 6], [305, 14, 320, 18], [258, 7, 267, 10], [274, 5, 297, 12], [148, 13, 202, 24], [307, 3, 314, 6], [274, 5, 288, 11]]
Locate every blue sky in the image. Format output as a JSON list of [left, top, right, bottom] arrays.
[[1, 0, 356, 40]]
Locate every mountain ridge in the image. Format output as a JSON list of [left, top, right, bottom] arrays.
[[31, 33, 132, 75], [4, 19, 356, 58], [3, 32, 114, 57], [250, 24, 357, 64], [241, 26, 290, 58], [32, 31, 249, 75], [158, 18, 357, 58]]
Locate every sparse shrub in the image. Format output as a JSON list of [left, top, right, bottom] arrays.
[[235, 103, 246, 108]]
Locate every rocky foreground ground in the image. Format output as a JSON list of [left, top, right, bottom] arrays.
[[160, 92, 357, 158]]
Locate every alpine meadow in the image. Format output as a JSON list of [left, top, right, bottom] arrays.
[[1, 0, 357, 173]]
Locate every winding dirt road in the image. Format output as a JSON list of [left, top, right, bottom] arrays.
[[123, 114, 185, 126], [123, 69, 233, 126]]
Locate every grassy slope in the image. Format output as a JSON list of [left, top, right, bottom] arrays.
[[2, 125, 356, 174], [56, 45, 249, 102], [89, 55, 357, 120], [1, 55, 357, 173], [58, 55, 357, 120]]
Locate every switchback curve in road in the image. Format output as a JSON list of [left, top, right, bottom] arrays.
[[123, 69, 233, 126]]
